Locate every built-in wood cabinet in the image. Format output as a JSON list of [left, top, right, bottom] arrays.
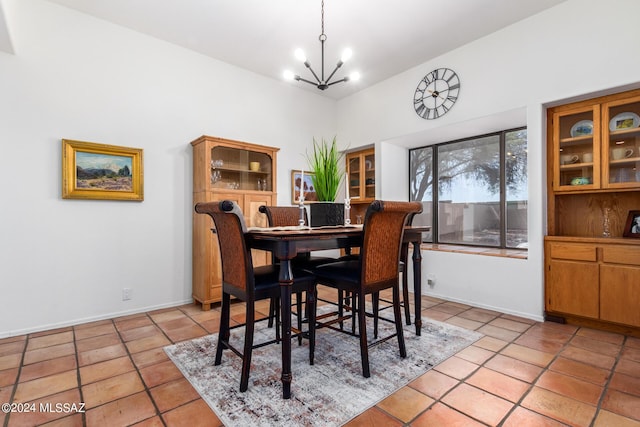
[[191, 135, 279, 310], [545, 88, 640, 333], [346, 148, 375, 223]]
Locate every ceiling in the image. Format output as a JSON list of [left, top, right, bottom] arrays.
[[41, 0, 566, 100]]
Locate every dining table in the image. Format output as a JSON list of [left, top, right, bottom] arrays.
[[245, 224, 430, 399]]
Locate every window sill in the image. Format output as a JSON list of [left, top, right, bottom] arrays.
[[421, 243, 528, 259]]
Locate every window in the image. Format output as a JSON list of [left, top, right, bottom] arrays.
[[409, 128, 527, 249]]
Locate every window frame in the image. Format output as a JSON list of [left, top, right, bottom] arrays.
[[409, 126, 527, 250]]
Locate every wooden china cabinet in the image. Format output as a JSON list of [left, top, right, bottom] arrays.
[[346, 147, 375, 222], [545, 88, 640, 333], [191, 135, 279, 310]]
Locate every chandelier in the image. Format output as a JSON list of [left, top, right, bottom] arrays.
[[284, 0, 359, 90]]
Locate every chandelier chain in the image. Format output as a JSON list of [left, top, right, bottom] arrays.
[[321, 0, 325, 36]]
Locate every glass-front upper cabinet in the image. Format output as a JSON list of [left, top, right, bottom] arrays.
[[210, 146, 273, 192], [603, 95, 640, 188], [346, 148, 375, 202], [552, 105, 600, 191]]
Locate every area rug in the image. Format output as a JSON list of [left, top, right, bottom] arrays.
[[164, 310, 482, 427]]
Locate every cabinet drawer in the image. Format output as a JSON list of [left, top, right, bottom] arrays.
[[602, 245, 640, 266], [549, 243, 597, 262]]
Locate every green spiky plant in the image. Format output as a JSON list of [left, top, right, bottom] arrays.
[[306, 137, 345, 202]]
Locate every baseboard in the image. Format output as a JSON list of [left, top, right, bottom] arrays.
[[423, 291, 545, 323], [0, 298, 194, 339]]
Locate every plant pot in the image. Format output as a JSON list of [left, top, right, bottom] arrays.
[[310, 202, 345, 227]]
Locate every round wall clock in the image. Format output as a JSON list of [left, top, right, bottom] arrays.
[[413, 68, 460, 120]]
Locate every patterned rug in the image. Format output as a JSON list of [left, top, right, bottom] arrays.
[[164, 309, 482, 427]]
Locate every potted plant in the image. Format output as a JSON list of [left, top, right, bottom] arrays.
[[306, 137, 346, 226]]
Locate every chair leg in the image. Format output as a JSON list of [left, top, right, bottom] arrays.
[[393, 284, 407, 359], [338, 290, 345, 330], [307, 286, 316, 365], [240, 301, 256, 392], [215, 292, 231, 366], [274, 297, 281, 343], [268, 297, 276, 328], [358, 292, 370, 378], [296, 291, 303, 345], [372, 292, 379, 339]]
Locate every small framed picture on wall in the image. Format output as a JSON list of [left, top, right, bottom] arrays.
[[623, 210, 640, 238], [291, 170, 318, 204]]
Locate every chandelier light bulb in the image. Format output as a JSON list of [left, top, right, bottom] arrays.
[[294, 48, 307, 63], [341, 48, 353, 63], [283, 70, 295, 81], [349, 71, 360, 81]]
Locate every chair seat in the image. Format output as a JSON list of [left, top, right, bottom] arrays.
[[254, 264, 316, 292], [292, 255, 339, 269], [314, 260, 360, 286]]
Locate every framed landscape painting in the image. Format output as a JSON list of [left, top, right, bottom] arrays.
[[62, 139, 144, 201]]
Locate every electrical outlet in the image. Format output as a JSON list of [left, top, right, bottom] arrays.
[[427, 274, 436, 286], [122, 288, 132, 301]]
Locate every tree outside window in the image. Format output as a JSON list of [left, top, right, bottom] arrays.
[[409, 128, 527, 249]]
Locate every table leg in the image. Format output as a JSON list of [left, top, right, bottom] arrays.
[[279, 259, 293, 399], [412, 240, 423, 336]]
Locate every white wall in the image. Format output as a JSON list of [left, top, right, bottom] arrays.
[[337, 0, 640, 320], [0, 0, 336, 337]]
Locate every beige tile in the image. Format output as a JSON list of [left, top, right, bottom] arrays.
[[14, 370, 78, 402], [139, 360, 183, 388], [377, 386, 434, 422], [442, 383, 513, 425], [521, 387, 597, 426], [26, 331, 73, 351], [343, 406, 403, 427], [455, 345, 494, 365], [162, 399, 221, 427], [474, 336, 508, 352], [409, 370, 459, 399], [502, 406, 568, 427], [485, 354, 543, 383], [501, 343, 555, 367], [126, 334, 171, 354], [593, 410, 640, 427], [466, 367, 529, 403], [79, 356, 135, 385], [536, 370, 603, 405], [549, 357, 610, 386], [411, 402, 486, 427], [19, 355, 77, 382], [433, 356, 478, 380], [85, 391, 156, 426], [149, 378, 199, 412], [81, 371, 145, 408], [78, 343, 127, 366], [23, 343, 75, 365], [73, 323, 116, 340]]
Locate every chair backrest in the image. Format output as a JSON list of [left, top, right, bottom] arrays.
[[360, 200, 423, 289], [258, 205, 309, 227], [195, 200, 252, 293]]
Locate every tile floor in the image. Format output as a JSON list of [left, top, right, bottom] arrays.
[[1, 287, 640, 426]]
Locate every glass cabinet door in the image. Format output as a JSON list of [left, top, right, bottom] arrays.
[[347, 155, 361, 199], [603, 96, 640, 188], [364, 152, 375, 199], [210, 146, 272, 192], [553, 106, 600, 190]]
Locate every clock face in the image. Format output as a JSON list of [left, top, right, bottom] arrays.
[[413, 68, 460, 120]]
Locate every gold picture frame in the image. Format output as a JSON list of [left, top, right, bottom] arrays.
[[291, 170, 318, 204], [62, 139, 144, 201]]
